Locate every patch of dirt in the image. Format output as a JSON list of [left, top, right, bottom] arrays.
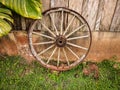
[[83, 63, 99, 79]]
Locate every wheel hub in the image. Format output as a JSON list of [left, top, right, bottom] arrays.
[[55, 35, 66, 47]]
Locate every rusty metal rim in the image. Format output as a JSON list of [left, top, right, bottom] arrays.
[[28, 7, 92, 71]]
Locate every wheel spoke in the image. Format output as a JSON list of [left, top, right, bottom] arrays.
[[66, 24, 86, 38], [38, 45, 54, 55], [41, 22, 56, 37], [33, 41, 54, 45], [63, 16, 75, 35], [47, 47, 57, 64], [66, 46, 79, 59], [57, 48, 60, 66], [63, 48, 70, 66], [67, 42, 88, 50], [67, 35, 89, 41], [61, 10, 64, 35], [50, 14, 59, 35], [78, 55, 86, 63], [33, 31, 54, 40]]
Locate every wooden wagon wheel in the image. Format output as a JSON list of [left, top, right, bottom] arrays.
[[29, 7, 92, 71]]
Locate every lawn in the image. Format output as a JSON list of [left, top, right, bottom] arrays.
[[0, 56, 120, 90]]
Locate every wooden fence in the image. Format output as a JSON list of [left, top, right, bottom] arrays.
[[1, 0, 119, 62], [13, 0, 120, 32]]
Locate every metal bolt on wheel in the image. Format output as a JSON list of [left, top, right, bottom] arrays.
[[29, 7, 92, 71]]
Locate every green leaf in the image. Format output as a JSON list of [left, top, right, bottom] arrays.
[[0, 13, 13, 23], [0, 7, 13, 37], [0, 2, 3, 7], [0, 18, 12, 37], [0, 8, 12, 16], [0, 0, 42, 19], [0, 0, 42, 37]]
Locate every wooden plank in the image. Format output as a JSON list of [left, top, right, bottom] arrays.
[[82, 0, 99, 31], [51, 0, 69, 7], [24, 18, 34, 30], [21, 17, 26, 30], [95, 0, 104, 31], [68, 0, 84, 33], [110, 0, 120, 32], [95, 0, 117, 31], [50, 0, 69, 34], [69, 0, 83, 14], [41, 0, 50, 12]]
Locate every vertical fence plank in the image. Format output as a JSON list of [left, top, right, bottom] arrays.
[[68, 0, 83, 32], [95, 0, 104, 31], [50, 0, 69, 33], [69, 0, 83, 14], [21, 17, 26, 30], [82, 0, 99, 31], [95, 0, 117, 31], [18, 0, 119, 32], [25, 19, 35, 30], [110, 0, 120, 32], [41, 0, 50, 11], [51, 0, 69, 7], [101, 0, 117, 31]]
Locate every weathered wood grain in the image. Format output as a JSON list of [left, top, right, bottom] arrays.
[[110, 0, 120, 31], [41, 0, 50, 11], [69, 0, 83, 14], [95, 0, 117, 31], [50, 0, 69, 34], [95, 0, 104, 31], [68, 0, 84, 32], [21, 17, 26, 30], [24, 18, 34, 30], [14, 0, 120, 32], [51, 0, 69, 7], [82, 0, 99, 31]]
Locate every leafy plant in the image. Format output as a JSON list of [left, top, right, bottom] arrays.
[[0, 4, 13, 37], [0, 0, 42, 37]]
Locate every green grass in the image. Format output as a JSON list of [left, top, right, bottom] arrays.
[[0, 56, 120, 90]]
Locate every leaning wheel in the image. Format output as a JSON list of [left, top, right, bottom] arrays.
[[29, 7, 92, 71]]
